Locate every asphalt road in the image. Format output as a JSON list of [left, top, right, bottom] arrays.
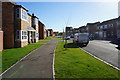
[[2, 38, 58, 79], [82, 40, 119, 69]]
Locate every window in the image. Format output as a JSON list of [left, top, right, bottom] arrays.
[[111, 32, 114, 36], [35, 32, 39, 38], [28, 16, 30, 23], [97, 26, 99, 30], [22, 31, 27, 40], [16, 9, 19, 18], [35, 18, 38, 25], [111, 24, 113, 28], [104, 25, 107, 29], [100, 26, 103, 29], [104, 32, 106, 38], [99, 32, 103, 38], [86, 27, 88, 30], [16, 30, 20, 40], [22, 9, 27, 20], [117, 21, 120, 26]]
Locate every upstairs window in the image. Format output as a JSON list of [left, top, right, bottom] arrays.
[[22, 9, 27, 20], [16, 9, 19, 18], [32, 18, 35, 25], [117, 21, 120, 26], [104, 25, 107, 29], [111, 24, 113, 28], [28, 16, 30, 23], [100, 26, 103, 29], [35, 18, 38, 25]]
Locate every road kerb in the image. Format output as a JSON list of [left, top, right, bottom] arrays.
[[53, 41, 58, 80], [79, 47, 120, 71]]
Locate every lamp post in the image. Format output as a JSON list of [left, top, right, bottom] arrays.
[[65, 26, 67, 50]]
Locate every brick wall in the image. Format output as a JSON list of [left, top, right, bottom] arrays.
[[39, 21, 46, 39], [15, 18, 28, 47], [0, 30, 3, 51], [2, 2, 14, 49]]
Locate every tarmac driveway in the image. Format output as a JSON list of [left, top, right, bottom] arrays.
[[82, 40, 119, 69]]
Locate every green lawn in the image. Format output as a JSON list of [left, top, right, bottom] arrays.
[[2, 44, 43, 72], [37, 41, 48, 43], [55, 41, 119, 79], [41, 36, 52, 40], [53, 36, 63, 40]]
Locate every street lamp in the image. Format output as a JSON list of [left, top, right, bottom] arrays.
[[65, 26, 67, 50]]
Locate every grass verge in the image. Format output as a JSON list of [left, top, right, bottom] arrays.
[[41, 36, 52, 40], [2, 44, 43, 72], [53, 36, 63, 40], [55, 41, 119, 79], [37, 41, 48, 43]]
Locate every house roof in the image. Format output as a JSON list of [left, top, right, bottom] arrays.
[[100, 18, 118, 25], [27, 26, 36, 32], [28, 13, 32, 16], [87, 22, 100, 26], [15, 5, 28, 12]]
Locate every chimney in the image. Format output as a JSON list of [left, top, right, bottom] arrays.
[[32, 13, 34, 16]]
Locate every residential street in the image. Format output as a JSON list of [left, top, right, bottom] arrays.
[[2, 38, 58, 79], [82, 40, 119, 68]]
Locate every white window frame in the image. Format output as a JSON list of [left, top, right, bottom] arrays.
[[35, 32, 39, 39], [21, 30, 28, 41], [21, 9, 27, 21], [35, 18, 38, 26], [28, 16, 30, 23]]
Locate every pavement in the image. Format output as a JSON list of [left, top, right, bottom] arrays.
[[2, 38, 58, 79], [82, 40, 119, 68]]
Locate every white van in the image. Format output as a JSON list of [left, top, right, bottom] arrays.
[[73, 33, 89, 46]]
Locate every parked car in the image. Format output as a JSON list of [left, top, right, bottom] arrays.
[[73, 33, 89, 46], [70, 34, 74, 38], [65, 36, 70, 40]]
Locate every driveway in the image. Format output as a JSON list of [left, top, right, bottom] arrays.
[[82, 40, 119, 69], [2, 38, 58, 79]]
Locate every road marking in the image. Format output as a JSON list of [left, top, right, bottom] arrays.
[[8, 64, 24, 78], [8, 70, 18, 78], [80, 47, 120, 71]]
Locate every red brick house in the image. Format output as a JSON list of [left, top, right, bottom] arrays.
[[32, 13, 39, 43], [38, 21, 47, 39], [2, 2, 16, 48], [47, 29, 53, 36], [96, 18, 117, 39], [2, 1, 39, 49]]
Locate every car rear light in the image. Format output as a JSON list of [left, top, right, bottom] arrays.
[[77, 36, 78, 40]]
